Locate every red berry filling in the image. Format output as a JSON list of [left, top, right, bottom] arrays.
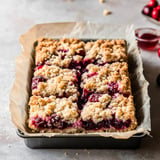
[[83, 59, 93, 67], [108, 82, 119, 96], [81, 89, 92, 103], [32, 115, 72, 129], [69, 60, 82, 70], [87, 72, 98, 78], [78, 50, 85, 56], [81, 116, 131, 130], [32, 76, 46, 90], [88, 94, 102, 102]]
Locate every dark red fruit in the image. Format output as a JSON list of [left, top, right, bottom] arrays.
[[152, 8, 160, 20], [69, 60, 82, 70], [156, 5, 160, 10], [83, 59, 92, 67], [87, 72, 98, 78], [81, 117, 131, 130], [32, 117, 47, 128], [108, 82, 119, 96], [35, 64, 44, 71], [88, 94, 102, 102], [81, 89, 91, 103], [148, 0, 158, 8], [158, 48, 160, 57], [32, 115, 72, 129], [32, 76, 46, 90], [142, 5, 153, 16], [78, 50, 85, 56]]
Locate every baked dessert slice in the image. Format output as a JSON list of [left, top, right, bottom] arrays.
[[35, 38, 85, 69], [34, 64, 80, 80], [80, 63, 131, 103], [31, 74, 79, 101], [83, 39, 127, 67], [28, 96, 80, 133], [80, 93, 137, 131]]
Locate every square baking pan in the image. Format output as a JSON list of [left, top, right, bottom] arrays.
[[15, 38, 150, 149], [17, 130, 145, 149]]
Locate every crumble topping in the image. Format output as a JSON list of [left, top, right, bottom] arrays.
[[34, 65, 77, 80], [32, 75, 79, 101], [81, 94, 136, 124], [81, 64, 131, 94], [35, 38, 85, 67], [29, 96, 79, 123], [84, 39, 127, 64]]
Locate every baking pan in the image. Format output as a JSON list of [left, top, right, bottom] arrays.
[[15, 38, 149, 149], [17, 130, 145, 149]]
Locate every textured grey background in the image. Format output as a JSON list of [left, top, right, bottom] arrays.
[[1, 0, 160, 159]]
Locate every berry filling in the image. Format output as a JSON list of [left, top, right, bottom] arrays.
[[82, 59, 93, 67], [32, 76, 46, 90], [31, 115, 72, 129], [108, 82, 119, 96], [78, 50, 85, 56], [88, 94, 102, 102], [81, 116, 131, 130], [69, 60, 82, 70], [81, 89, 92, 103], [87, 72, 98, 78]]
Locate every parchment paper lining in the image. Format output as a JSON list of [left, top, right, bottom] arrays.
[[9, 22, 151, 139]]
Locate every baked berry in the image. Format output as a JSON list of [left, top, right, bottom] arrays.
[[83, 59, 92, 67], [81, 89, 91, 102], [142, 5, 153, 16], [87, 72, 98, 78], [148, 0, 158, 8], [78, 50, 85, 56], [35, 64, 44, 71], [32, 76, 46, 90], [88, 94, 102, 102], [108, 82, 119, 96]]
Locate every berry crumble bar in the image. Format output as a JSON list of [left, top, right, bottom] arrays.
[[28, 38, 137, 133]]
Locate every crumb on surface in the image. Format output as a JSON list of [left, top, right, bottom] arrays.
[[99, 0, 105, 3], [103, 9, 112, 16]]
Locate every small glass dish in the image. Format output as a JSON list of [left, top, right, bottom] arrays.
[[135, 28, 160, 51]]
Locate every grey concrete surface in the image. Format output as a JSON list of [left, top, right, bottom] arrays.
[[0, 0, 160, 159]]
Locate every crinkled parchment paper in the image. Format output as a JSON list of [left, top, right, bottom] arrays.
[[9, 22, 151, 139]]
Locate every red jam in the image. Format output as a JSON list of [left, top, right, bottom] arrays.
[[136, 32, 160, 50]]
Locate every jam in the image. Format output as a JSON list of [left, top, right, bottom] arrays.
[[135, 28, 160, 51], [137, 33, 159, 50]]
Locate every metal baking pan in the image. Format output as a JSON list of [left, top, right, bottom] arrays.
[[16, 38, 149, 149], [17, 130, 145, 149]]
